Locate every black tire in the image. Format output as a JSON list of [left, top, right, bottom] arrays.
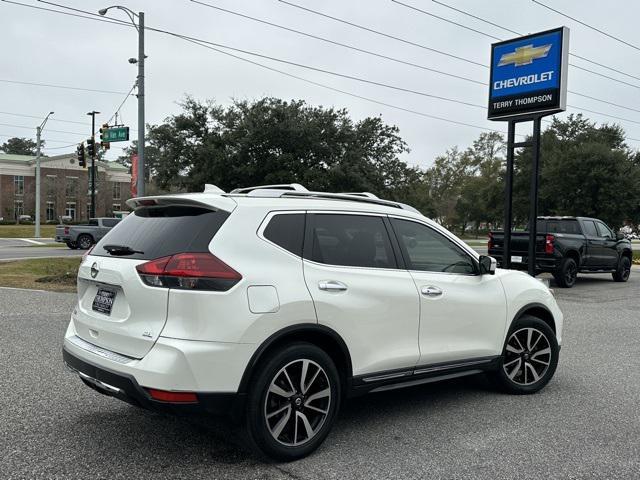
[[243, 342, 341, 462], [491, 315, 559, 395], [65, 241, 78, 250], [77, 234, 93, 250], [612, 255, 631, 282], [553, 257, 578, 288]]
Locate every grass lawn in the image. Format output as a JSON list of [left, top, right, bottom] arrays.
[[0, 257, 81, 292], [634, 251, 640, 265], [0, 224, 57, 238]]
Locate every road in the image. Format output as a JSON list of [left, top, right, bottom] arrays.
[[1, 272, 639, 479], [0, 246, 83, 261]]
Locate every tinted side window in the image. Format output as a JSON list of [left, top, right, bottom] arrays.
[[92, 206, 230, 260], [309, 214, 396, 269], [391, 218, 476, 274], [595, 222, 613, 238], [102, 218, 120, 228], [582, 220, 598, 237], [264, 213, 305, 256], [88, 219, 99, 226], [546, 220, 580, 234]]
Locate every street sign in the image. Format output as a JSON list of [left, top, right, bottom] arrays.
[[488, 27, 569, 120], [102, 126, 130, 142]]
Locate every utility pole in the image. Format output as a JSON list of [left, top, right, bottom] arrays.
[[137, 11, 145, 197], [87, 111, 100, 218], [98, 6, 145, 197], [35, 111, 54, 238]]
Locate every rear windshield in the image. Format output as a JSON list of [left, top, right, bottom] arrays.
[[92, 205, 230, 260], [538, 219, 581, 235]]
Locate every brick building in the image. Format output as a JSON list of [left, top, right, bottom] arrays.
[[0, 153, 132, 222]]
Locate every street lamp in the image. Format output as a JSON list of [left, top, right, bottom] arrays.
[[99, 5, 145, 197], [35, 111, 54, 238]]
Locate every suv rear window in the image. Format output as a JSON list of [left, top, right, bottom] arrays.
[[308, 214, 396, 269], [264, 213, 305, 256], [92, 205, 230, 260]]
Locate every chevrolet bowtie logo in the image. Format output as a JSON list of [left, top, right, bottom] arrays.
[[498, 44, 552, 67]]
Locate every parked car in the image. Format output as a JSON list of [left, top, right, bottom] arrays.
[[18, 214, 32, 222], [63, 184, 563, 461], [55, 217, 121, 249], [489, 216, 632, 288]]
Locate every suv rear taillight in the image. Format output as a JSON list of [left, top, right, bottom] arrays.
[[488, 232, 494, 251], [64, 226, 70, 234], [136, 252, 242, 291], [545, 234, 555, 254]]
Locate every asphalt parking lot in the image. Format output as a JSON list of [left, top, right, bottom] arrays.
[[1, 271, 639, 479]]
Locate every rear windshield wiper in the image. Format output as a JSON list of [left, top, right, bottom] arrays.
[[103, 244, 145, 256]]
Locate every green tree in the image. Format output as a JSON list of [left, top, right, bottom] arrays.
[[0, 137, 41, 155], [513, 114, 640, 228], [141, 97, 420, 203]]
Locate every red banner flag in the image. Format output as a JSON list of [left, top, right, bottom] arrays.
[[131, 154, 138, 197]]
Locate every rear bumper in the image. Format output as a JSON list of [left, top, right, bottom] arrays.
[[492, 254, 560, 272], [63, 347, 246, 420]]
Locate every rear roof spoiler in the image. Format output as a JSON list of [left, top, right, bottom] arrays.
[[126, 195, 236, 212]]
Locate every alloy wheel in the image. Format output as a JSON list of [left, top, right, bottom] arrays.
[[565, 263, 577, 285], [264, 359, 331, 447], [502, 327, 551, 386]]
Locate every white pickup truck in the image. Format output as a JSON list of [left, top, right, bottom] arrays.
[[55, 218, 121, 250]]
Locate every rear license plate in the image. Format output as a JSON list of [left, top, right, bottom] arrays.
[[511, 256, 523, 263], [92, 288, 116, 315]]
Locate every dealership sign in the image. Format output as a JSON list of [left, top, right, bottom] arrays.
[[488, 27, 569, 120]]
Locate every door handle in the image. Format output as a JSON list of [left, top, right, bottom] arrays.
[[421, 286, 443, 297], [318, 280, 348, 292]]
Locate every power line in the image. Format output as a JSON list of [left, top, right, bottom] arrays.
[[191, 0, 640, 127], [431, 0, 640, 84], [0, 78, 129, 95], [9, 0, 639, 142], [0, 133, 81, 143], [0, 122, 86, 135], [531, 0, 640, 52], [391, 0, 640, 90], [191, 0, 484, 86], [107, 82, 137, 124], [0, 111, 89, 125], [278, 0, 640, 115]]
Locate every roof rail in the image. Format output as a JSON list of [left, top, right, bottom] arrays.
[[280, 190, 418, 212], [339, 192, 379, 199], [230, 183, 308, 194]]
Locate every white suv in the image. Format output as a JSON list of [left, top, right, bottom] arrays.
[[63, 184, 563, 461]]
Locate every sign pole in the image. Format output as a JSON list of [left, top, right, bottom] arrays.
[[527, 116, 542, 276], [503, 121, 515, 270]]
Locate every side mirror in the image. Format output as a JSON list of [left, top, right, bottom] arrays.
[[616, 232, 625, 240], [479, 255, 497, 275]]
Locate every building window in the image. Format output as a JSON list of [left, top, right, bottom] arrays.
[[65, 202, 76, 220], [112, 182, 121, 200], [66, 177, 78, 198], [112, 203, 121, 213], [86, 203, 93, 220], [14, 176, 24, 195], [14, 200, 24, 219], [46, 175, 57, 197], [46, 202, 56, 221]]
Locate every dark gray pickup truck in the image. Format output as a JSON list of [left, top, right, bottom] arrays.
[[55, 218, 121, 250], [489, 216, 632, 288]]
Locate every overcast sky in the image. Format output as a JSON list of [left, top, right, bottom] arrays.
[[2, 0, 639, 169]]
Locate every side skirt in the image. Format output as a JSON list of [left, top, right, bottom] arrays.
[[349, 356, 500, 397]]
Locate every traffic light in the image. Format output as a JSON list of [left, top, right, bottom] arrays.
[[76, 143, 86, 168], [99, 124, 110, 151], [86, 137, 95, 158]]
